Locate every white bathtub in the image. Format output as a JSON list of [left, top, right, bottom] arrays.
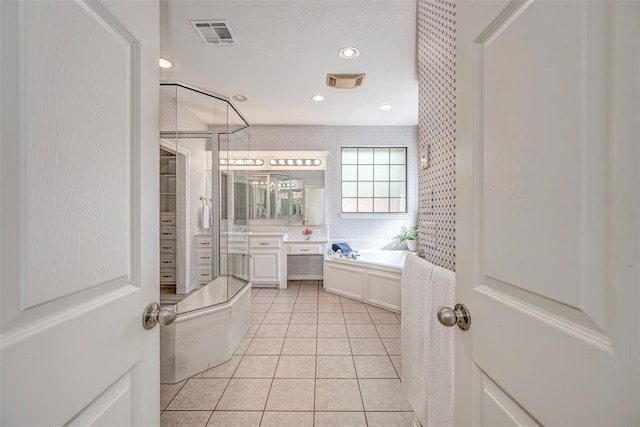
[[323, 250, 411, 312]]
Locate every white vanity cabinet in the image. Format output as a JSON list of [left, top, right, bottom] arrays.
[[249, 235, 286, 288]]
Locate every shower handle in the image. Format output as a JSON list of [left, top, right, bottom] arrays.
[[142, 302, 177, 330]]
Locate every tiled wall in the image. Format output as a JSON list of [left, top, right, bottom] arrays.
[[247, 126, 418, 241], [417, 0, 457, 271]]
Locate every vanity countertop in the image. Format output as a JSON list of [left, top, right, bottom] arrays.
[[221, 231, 287, 237], [285, 239, 328, 243]]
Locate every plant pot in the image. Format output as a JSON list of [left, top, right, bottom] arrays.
[[406, 240, 418, 252]]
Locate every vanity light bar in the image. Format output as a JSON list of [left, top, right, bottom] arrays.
[[220, 158, 265, 166], [268, 159, 322, 166]]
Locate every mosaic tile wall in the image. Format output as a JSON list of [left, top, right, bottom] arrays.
[[417, 0, 457, 271], [247, 126, 418, 241]]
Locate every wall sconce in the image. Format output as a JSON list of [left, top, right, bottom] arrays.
[[420, 145, 430, 170], [268, 158, 323, 167], [220, 158, 264, 166]]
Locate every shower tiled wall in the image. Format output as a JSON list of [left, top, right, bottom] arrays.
[[248, 126, 418, 241], [417, 0, 456, 271]]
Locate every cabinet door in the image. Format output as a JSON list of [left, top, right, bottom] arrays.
[[250, 252, 280, 283]]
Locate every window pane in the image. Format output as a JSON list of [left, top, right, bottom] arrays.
[[390, 148, 406, 164], [342, 198, 358, 212], [390, 181, 406, 197], [358, 198, 373, 212], [390, 165, 406, 181], [374, 165, 389, 181], [342, 182, 357, 198], [374, 182, 389, 197], [340, 146, 408, 213], [374, 198, 389, 212], [389, 197, 406, 212], [374, 148, 390, 164], [358, 165, 373, 181], [358, 181, 373, 197], [342, 148, 358, 164], [358, 148, 374, 164], [342, 165, 358, 181]]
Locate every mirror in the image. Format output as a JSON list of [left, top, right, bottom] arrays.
[[209, 169, 325, 225]]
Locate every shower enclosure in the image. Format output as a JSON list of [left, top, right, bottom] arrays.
[[159, 82, 251, 383]]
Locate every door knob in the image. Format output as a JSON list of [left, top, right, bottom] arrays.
[[142, 303, 177, 329], [437, 303, 471, 330]]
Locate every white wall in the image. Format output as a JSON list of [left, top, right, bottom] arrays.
[[247, 125, 418, 241]]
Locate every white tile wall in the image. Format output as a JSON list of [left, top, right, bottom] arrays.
[[247, 126, 418, 241]]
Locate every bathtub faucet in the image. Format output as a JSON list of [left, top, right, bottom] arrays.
[[346, 250, 360, 260]]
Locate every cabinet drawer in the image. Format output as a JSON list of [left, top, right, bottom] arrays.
[[196, 249, 213, 265], [289, 244, 322, 255], [160, 213, 176, 226], [160, 268, 176, 283], [160, 240, 176, 253], [160, 254, 176, 268], [197, 267, 212, 283], [250, 238, 281, 249], [195, 236, 213, 248], [160, 226, 176, 238]]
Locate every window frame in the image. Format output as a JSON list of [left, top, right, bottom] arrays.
[[340, 146, 408, 214]]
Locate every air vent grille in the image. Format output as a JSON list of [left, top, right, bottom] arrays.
[[191, 20, 237, 45], [326, 73, 366, 89]]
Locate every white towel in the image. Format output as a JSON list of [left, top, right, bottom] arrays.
[[401, 255, 455, 427], [202, 204, 210, 229]]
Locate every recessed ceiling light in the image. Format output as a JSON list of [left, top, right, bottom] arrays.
[[311, 95, 325, 102], [379, 104, 392, 111], [159, 57, 174, 69], [339, 46, 360, 59], [232, 95, 248, 102]]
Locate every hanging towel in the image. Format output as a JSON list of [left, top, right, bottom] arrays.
[[331, 242, 352, 255], [202, 204, 210, 229], [401, 255, 455, 427]]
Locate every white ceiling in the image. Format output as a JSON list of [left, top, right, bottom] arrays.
[[160, 0, 418, 126]]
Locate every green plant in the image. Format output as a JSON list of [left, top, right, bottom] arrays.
[[395, 225, 418, 242]]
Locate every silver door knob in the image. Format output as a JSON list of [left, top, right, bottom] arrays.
[[437, 303, 471, 330], [142, 303, 177, 329]]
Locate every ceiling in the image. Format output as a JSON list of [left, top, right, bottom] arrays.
[[159, 0, 418, 126]]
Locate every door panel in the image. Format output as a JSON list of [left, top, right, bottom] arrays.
[[22, 0, 132, 308], [456, 0, 639, 425], [0, 0, 159, 424], [482, 1, 609, 326]]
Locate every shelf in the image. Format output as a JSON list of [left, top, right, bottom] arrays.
[[160, 192, 176, 195], [160, 174, 176, 177]]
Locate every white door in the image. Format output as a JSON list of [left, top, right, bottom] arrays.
[[456, 1, 639, 425], [1, 0, 160, 425]]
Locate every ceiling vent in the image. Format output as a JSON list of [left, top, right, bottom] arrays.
[[326, 73, 366, 89], [191, 20, 238, 45]]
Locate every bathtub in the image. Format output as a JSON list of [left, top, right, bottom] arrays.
[[323, 250, 412, 312]]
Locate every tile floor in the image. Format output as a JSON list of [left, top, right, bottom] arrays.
[[160, 280, 414, 427]]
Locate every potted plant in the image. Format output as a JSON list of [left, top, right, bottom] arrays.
[[302, 228, 313, 240], [395, 225, 418, 252]]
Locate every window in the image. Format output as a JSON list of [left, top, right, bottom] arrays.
[[341, 147, 407, 213]]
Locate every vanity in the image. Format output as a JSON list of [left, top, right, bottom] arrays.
[[217, 151, 329, 287]]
